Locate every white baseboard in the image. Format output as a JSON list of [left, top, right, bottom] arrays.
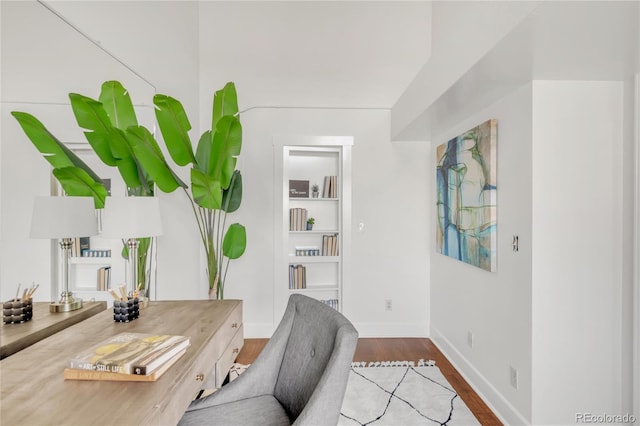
[[244, 322, 429, 339], [243, 322, 275, 338], [430, 326, 529, 425], [353, 322, 429, 338]]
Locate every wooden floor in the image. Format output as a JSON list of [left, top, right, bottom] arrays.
[[237, 337, 502, 425]]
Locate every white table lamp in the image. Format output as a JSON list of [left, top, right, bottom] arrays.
[[101, 196, 163, 295], [30, 196, 98, 313]]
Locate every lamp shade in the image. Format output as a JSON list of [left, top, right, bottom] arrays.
[[30, 196, 98, 239], [101, 196, 163, 238]]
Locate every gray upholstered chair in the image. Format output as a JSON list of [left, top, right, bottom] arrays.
[[179, 294, 358, 426]]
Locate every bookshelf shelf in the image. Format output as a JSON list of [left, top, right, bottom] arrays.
[[274, 136, 352, 318], [288, 256, 340, 263], [69, 257, 112, 265]]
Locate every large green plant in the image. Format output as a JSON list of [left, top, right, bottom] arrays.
[[13, 81, 246, 299], [68, 81, 184, 294], [152, 82, 246, 299]]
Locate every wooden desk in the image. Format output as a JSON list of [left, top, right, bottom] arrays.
[[1, 301, 107, 360], [0, 300, 244, 426]]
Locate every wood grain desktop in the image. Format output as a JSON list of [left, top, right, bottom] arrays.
[[0, 300, 243, 426], [1, 301, 107, 359]]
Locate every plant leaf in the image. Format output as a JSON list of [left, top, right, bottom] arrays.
[[212, 82, 239, 131], [222, 223, 246, 260], [195, 130, 212, 173], [99, 81, 138, 131], [106, 127, 144, 189], [221, 170, 242, 213], [191, 168, 222, 209], [153, 94, 195, 166], [127, 126, 187, 193], [209, 115, 242, 189], [53, 167, 108, 208], [11, 111, 104, 183], [69, 93, 117, 166]]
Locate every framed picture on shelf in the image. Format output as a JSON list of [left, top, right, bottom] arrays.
[[289, 180, 309, 198]]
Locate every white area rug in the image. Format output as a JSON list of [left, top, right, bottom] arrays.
[[228, 361, 479, 425], [339, 360, 480, 425]]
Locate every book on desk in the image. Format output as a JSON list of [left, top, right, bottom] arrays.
[[65, 332, 190, 382]]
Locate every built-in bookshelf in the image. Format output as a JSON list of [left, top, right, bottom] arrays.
[[274, 136, 352, 320], [68, 236, 114, 302]]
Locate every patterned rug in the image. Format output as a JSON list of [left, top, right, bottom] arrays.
[[227, 360, 479, 425], [339, 360, 479, 425]]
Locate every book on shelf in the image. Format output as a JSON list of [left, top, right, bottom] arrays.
[[322, 176, 337, 198], [289, 264, 306, 289], [289, 208, 308, 231], [64, 349, 186, 382], [71, 237, 92, 257], [67, 332, 190, 375], [321, 299, 339, 311], [83, 249, 111, 258], [289, 180, 309, 198], [295, 246, 320, 256], [322, 234, 339, 256], [97, 266, 111, 291]]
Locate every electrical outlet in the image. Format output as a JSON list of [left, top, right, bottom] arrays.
[[467, 331, 474, 348], [510, 366, 519, 389], [385, 299, 392, 311]]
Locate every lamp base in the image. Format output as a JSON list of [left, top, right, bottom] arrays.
[[49, 292, 83, 313]]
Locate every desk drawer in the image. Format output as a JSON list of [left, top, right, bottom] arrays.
[[212, 303, 243, 361], [214, 324, 244, 388]]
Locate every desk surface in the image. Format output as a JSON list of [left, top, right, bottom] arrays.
[[1, 301, 107, 360], [0, 299, 242, 426]]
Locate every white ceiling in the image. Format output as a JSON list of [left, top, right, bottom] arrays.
[[15, 0, 639, 141], [394, 1, 640, 141]]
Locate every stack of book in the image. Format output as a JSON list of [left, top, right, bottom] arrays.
[[321, 299, 339, 311], [64, 332, 190, 382], [289, 208, 308, 231], [322, 176, 337, 198], [97, 266, 111, 291], [289, 264, 306, 289], [72, 237, 91, 257], [322, 234, 339, 256]]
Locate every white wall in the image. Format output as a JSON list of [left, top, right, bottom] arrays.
[[0, 1, 155, 301], [35, 0, 202, 302], [0, 1, 202, 302], [431, 83, 534, 424], [531, 81, 624, 424], [431, 80, 628, 425], [218, 107, 429, 337]]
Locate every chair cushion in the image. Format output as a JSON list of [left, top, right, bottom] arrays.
[[179, 394, 291, 426]]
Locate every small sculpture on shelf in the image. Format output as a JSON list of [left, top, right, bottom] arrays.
[[311, 184, 319, 198], [306, 217, 315, 231]]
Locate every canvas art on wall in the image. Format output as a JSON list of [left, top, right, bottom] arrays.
[[436, 119, 497, 272]]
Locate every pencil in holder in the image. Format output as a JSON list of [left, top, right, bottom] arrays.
[[3, 299, 33, 324], [113, 298, 139, 322]]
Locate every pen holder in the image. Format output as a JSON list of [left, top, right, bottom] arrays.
[[3, 299, 33, 324], [113, 298, 139, 323]]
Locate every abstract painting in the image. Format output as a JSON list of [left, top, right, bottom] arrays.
[[436, 119, 497, 272]]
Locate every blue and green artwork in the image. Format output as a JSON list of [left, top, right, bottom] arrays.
[[436, 119, 497, 272]]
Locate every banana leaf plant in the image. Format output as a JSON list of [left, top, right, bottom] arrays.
[[11, 112, 109, 208], [67, 80, 188, 296], [152, 82, 246, 299]]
